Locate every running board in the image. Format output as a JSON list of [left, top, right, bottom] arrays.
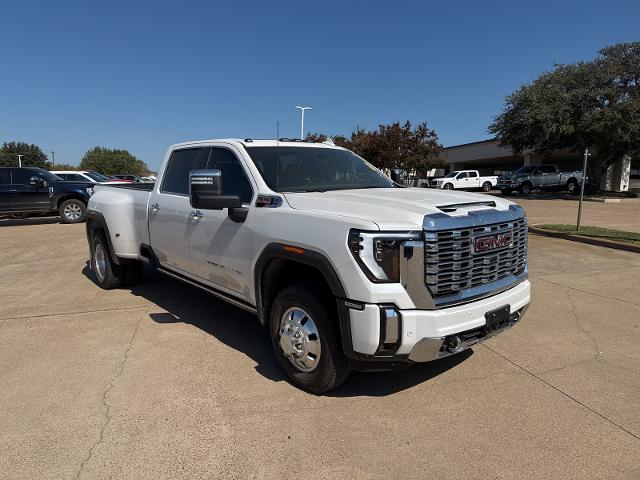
[[157, 266, 258, 315]]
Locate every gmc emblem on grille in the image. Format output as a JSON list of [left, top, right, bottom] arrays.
[[474, 232, 512, 253]]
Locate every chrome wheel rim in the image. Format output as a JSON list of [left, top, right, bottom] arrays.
[[64, 203, 82, 220], [94, 243, 106, 281], [444, 184, 453, 190], [278, 307, 321, 372]]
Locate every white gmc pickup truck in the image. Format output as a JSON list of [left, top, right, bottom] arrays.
[[86, 139, 530, 393]]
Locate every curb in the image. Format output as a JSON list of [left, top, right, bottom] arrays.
[[528, 226, 640, 254]]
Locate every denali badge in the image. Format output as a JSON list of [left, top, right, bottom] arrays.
[[474, 232, 512, 253]]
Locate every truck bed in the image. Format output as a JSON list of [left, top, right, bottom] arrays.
[[90, 183, 154, 259]]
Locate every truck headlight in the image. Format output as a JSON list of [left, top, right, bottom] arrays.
[[348, 230, 421, 283]]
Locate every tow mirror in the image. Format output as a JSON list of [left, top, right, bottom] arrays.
[[29, 176, 46, 187], [189, 169, 242, 210]]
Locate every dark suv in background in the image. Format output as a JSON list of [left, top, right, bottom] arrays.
[[0, 167, 94, 223]]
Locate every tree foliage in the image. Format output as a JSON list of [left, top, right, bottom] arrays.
[[307, 121, 443, 177], [80, 146, 150, 176], [489, 42, 640, 174], [46, 163, 78, 171], [0, 142, 49, 168]]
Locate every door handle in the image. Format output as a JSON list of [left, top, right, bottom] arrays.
[[9, 189, 18, 192], [190, 210, 203, 220], [150, 202, 159, 212]]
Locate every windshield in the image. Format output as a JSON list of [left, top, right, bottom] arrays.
[[244, 146, 395, 192], [84, 171, 109, 182], [444, 171, 459, 178], [515, 166, 536, 175]]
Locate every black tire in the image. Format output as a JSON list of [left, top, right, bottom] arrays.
[[90, 232, 125, 289], [482, 181, 492, 192], [270, 283, 350, 393], [566, 178, 579, 194], [443, 183, 454, 190], [519, 183, 532, 195], [501, 188, 512, 196], [59, 199, 87, 224]]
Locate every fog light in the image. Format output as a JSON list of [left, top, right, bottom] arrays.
[[377, 307, 401, 354]]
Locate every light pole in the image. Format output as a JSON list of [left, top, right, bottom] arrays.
[[17, 154, 23, 167], [294, 106, 312, 140], [576, 147, 591, 231]]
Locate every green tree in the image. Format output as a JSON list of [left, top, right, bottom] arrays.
[[307, 121, 444, 179], [489, 42, 640, 177], [0, 141, 49, 168], [46, 163, 78, 171], [80, 146, 150, 176]]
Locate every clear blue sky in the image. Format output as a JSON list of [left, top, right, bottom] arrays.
[[1, 0, 638, 170]]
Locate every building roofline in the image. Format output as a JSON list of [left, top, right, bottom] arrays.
[[444, 138, 500, 150]]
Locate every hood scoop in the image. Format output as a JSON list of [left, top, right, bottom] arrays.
[[436, 201, 496, 213]]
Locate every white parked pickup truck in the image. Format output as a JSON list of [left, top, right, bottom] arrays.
[[86, 139, 530, 393], [434, 170, 499, 192]]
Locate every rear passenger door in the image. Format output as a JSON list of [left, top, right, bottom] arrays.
[[0, 170, 12, 212], [148, 148, 209, 274], [467, 171, 480, 188]]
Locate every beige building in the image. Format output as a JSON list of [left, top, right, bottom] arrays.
[[441, 139, 638, 191]]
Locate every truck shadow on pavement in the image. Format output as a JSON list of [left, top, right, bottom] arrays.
[[83, 264, 472, 397]]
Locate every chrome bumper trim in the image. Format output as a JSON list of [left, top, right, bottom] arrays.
[[407, 305, 528, 362]]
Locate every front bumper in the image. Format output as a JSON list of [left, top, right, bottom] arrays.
[[345, 280, 530, 364]]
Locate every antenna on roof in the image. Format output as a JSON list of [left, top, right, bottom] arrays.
[[276, 121, 280, 189]]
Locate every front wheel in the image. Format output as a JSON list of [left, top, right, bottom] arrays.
[[443, 183, 454, 190], [566, 179, 579, 194], [270, 283, 350, 393], [482, 181, 492, 192], [59, 199, 87, 224], [519, 183, 532, 195]]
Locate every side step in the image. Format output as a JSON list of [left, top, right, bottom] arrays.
[[157, 266, 258, 315]]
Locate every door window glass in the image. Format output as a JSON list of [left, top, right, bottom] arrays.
[[468, 171, 478, 177], [0, 170, 11, 184], [208, 148, 253, 203], [11, 169, 33, 185], [161, 148, 208, 195], [457, 172, 468, 179]]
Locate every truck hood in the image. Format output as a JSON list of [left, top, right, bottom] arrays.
[[283, 188, 516, 230]]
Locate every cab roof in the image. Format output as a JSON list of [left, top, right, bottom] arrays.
[[169, 138, 344, 150]]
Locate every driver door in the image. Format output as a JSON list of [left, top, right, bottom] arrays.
[[188, 145, 255, 298]]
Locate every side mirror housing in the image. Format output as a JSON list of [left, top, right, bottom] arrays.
[[189, 169, 242, 210], [29, 176, 46, 187]]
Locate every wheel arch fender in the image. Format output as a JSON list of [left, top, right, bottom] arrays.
[[253, 243, 347, 326], [85, 210, 123, 265], [57, 193, 88, 209]]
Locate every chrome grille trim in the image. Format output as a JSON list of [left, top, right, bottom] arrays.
[[422, 205, 528, 306]]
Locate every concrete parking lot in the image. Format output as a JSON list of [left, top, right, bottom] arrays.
[[1, 218, 639, 479], [507, 196, 640, 232]]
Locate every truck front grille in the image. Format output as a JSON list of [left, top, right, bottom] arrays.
[[423, 218, 527, 298]]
